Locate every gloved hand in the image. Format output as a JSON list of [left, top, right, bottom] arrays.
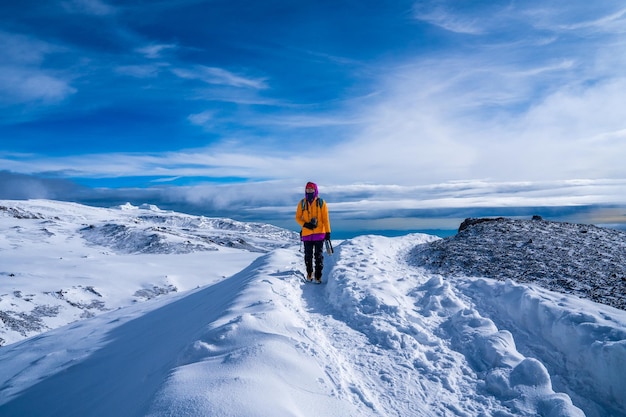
[[325, 233, 331, 240], [303, 222, 316, 230]]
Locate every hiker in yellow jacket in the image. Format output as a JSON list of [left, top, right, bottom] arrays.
[[295, 181, 331, 283]]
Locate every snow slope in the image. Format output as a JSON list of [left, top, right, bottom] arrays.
[[0, 200, 625, 417], [0, 200, 295, 346]]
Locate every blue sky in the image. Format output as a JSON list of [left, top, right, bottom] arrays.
[[2, 0, 626, 235]]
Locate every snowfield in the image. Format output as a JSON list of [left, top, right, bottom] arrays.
[[0, 200, 625, 417]]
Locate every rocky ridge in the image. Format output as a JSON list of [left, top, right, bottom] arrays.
[[410, 216, 626, 310]]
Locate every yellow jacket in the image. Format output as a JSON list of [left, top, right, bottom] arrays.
[[296, 197, 331, 241]]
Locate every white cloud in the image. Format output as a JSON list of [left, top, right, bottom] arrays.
[[137, 44, 178, 59], [0, 32, 75, 104], [413, 4, 484, 35], [0, 31, 60, 66], [4, 141, 626, 207], [0, 68, 76, 104], [171, 66, 267, 89], [253, 113, 363, 128], [525, 4, 626, 34], [187, 111, 215, 126], [114, 44, 177, 78], [559, 7, 626, 32], [322, 17, 626, 185]]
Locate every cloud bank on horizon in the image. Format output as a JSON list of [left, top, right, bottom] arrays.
[[1, 0, 626, 230]]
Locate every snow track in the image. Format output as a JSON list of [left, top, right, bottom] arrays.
[[146, 234, 587, 416], [299, 234, 588, 416], [320, 235, 517, 417]]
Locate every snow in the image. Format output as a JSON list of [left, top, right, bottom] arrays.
[[0, 200, 625, 417]]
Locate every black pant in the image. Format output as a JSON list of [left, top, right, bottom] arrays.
[[303, 240, 324, 279]]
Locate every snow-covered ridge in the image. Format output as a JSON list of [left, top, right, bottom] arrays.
[[2, 200, 298, 255], [0, 199, 297, 346], [410, 216, 626, 310]]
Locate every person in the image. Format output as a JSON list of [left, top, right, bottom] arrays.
[[295, 181, 331, 283]]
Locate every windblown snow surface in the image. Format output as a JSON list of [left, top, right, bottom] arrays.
[[0, 200, 625, 417]]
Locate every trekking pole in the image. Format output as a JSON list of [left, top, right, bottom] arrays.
[[325, 238, 333, 255]]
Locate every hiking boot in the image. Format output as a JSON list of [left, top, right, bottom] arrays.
[[307, 272, 313, 281], [315, 277, 321, 283]]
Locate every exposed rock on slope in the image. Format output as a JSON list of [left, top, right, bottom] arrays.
[[410, 216, 626, 310]]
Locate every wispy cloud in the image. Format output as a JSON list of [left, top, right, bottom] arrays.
[[114, 44, 177, 78], [0, 68, 76, 104], [0, 31, 59, 65], [413, 6, 484, 35], [136, 43, 178, 59], [171, 66, 267, 89], [4, 143, 626, 207], [355, 67, 626, 183], [252, 113, 363, 128], [0, 32, 76, 105], [559, 7, 626, 32], [187, 111, 215, 126], [525, 5, 626, 34], [336, 1, 626, 186], [4, 168, 626, 234]]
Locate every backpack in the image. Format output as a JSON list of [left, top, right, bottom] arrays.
[[300, 198, 324, 211]]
